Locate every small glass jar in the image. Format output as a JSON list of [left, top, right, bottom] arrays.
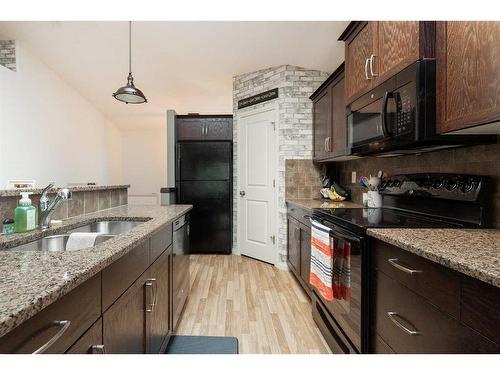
[[2, 218, 15, 235]]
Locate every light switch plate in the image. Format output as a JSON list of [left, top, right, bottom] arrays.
[[351, 171, 357, 184]]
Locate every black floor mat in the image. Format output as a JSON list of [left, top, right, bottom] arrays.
[[165, 335, 239, 354]]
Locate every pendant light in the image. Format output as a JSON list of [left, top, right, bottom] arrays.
[[112, 21, 147, 104]]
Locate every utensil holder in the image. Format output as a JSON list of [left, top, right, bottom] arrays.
[[367, 191, 382, 208]]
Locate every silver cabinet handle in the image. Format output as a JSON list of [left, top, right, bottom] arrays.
[[364, 58, 371, 80], [205, 125, 209, 136], [294, 227, 300, 241], [369, 54, 377, 77], [145, 280, 154, 312], [32, 320, 71, 354], [91, 344, 106, 354], [152, 278, 158, 307], [324, 138, 327, 152], [388, 258, 422, 275], [326, 137, 331, 152], [387, 312, 421, 336]]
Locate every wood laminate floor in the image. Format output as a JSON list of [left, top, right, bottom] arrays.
[[176, 255, 331, 354]]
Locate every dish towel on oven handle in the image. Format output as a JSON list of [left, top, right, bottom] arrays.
[[309, 219, 334, 301], [333, 239, 352, 301]]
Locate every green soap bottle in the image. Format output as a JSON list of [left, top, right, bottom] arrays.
[[14, 192, 36, 233]]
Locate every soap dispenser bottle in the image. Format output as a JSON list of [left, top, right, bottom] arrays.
[[14, 192, 36, 233]]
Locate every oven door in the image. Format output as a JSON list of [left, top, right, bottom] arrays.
[[311, 216, 365, 352]]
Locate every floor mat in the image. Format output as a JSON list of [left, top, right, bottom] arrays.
[[165, 335, 239, 354]]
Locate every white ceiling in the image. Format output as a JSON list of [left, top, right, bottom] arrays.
[[0, 21, 348, 129]]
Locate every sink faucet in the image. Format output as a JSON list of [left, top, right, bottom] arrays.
[[38, 183, 72, 230]]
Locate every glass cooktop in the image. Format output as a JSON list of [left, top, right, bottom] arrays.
[[313, 207, 468, 231]]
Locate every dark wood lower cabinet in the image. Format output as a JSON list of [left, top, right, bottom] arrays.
[[287, 217, 301, 274], [103, 271, 151, 354], [149, 247, 172, 353], [0, 223, 177, 354], [372, 238, 500, 354], [286, 205, 312, 296], [66, 318, 103, 354]]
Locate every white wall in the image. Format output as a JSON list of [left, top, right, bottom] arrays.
[[120, 128, 166, 202], [0, 41, 122, 187]]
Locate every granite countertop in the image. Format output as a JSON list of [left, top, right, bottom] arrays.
[[0, 184, 130, 197], [367, 228, 500, 288], [0, 204, 192, 339], [286, 198, 362, 210]]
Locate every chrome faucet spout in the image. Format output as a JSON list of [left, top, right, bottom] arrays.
[[38, 184, 72, 230]]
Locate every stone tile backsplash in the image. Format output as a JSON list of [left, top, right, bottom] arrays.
[[0, 188, 128, 224], [329, 143, 500, 228], [285, 159, 323, 200]]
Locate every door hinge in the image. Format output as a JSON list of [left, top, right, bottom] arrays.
[[271, 121, 275, 131], [273, 179, 276, 188], [270, 235, 276, 245]]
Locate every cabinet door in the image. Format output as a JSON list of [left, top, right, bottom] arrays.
[[204, 118, 233, 140], [103, 272, 151, 354], [299, 224, 311, 290], [436, 22, 500, 134], [375, 22, 420, 84], [149, 248, 172, 354], [287, 217, 301, 274], [66, 318, 103, 354], [177, 118, 205, 140], [330, 75, 347, 158], [345, 22, 377, 103], [312, 87, 331, 160]]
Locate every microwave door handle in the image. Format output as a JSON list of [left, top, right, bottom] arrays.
[[382, 91, 394, 137]]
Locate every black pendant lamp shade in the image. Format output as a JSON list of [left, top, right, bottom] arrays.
[[113, 21, 147, 104]]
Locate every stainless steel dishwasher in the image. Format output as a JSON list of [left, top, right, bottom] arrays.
[[172, 213, 190, 331]]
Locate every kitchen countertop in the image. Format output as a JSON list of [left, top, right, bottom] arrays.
[[367, 228, 500, 288], [0, 184, 130, 197], [0, 204, 192, 339], [286, 198, 362, 210]]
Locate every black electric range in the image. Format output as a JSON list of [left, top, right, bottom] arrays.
[[310, 173, 490, 354]]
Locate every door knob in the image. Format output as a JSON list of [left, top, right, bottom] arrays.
[[239, 191, 246, 196]]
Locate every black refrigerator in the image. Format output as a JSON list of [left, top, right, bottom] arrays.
[[176, 141, 232, 254]]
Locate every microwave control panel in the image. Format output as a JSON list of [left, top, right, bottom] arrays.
[[395, 87, 414, 135]]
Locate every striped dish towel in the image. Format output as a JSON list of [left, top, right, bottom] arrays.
[[309, 220, 334, 301], [332, 239, 352, 301]]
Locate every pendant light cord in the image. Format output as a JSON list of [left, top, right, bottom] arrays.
[[129, 20, 132, 74]]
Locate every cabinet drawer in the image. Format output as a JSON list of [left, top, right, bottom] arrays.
[[373, 239, 460, 318], [150, 223, 172, 262], [0, 274, 101, 354], [102, 241, 150, 311], [374, 271, 499, 353], [66, 318, 103, 354], [461, 276, 500, 345], [287, 204, 311, 227]]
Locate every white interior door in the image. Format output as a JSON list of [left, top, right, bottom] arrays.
[[238, 107, 277, 264]]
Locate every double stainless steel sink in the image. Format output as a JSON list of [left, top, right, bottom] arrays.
[[6, 220, 144, 252]]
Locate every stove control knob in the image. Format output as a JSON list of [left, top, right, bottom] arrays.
[[393, 179, 402, 188], [386, 180, 394, 188], [445, 179, 458, 191], [432, 179, 444, 189], [461, 179, 474, 193]]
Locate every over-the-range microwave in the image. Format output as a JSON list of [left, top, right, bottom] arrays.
[[346, 59, 492, 156]]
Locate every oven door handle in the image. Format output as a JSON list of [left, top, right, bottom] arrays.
[[382, 91, 394, 138], [312, 217, 362, 243]]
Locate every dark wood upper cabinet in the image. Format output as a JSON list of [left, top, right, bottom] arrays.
[[343, 22, 377, 103], [376, 22, 420, 83], [311, 63, 347, 161], [339, 21, 435, 104], [436, 21, 500, 134], [177, 115, 232, 141], [330, 73, 347, 158], [312, 87, 331, 160]]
